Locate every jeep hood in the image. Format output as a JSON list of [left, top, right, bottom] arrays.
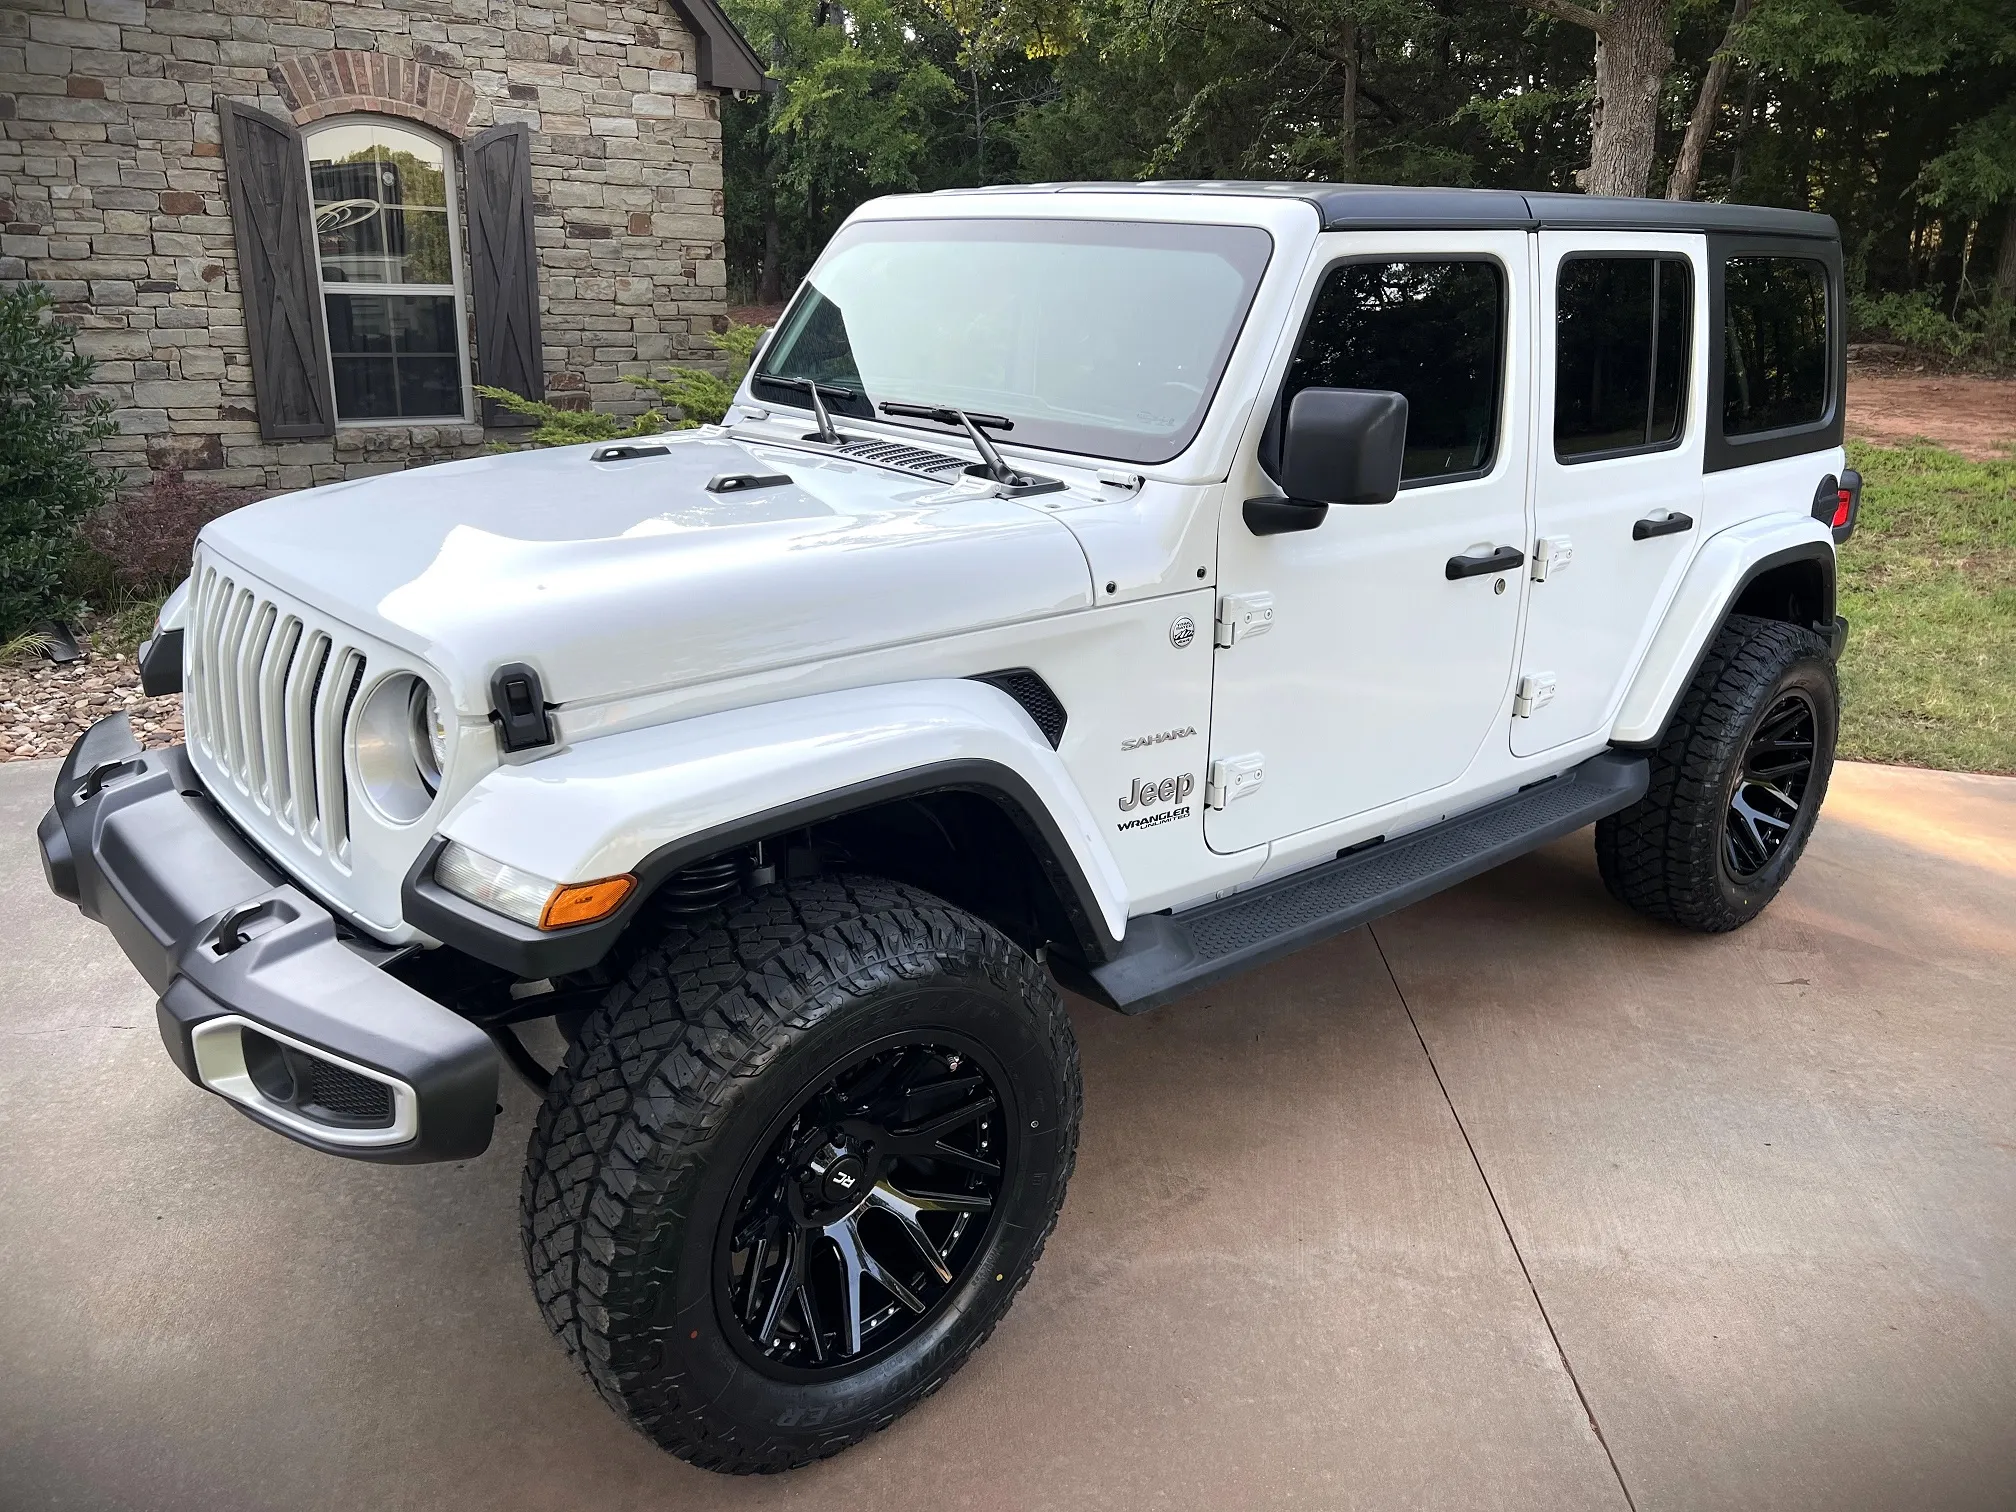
[[197, 432, 1095, 713]]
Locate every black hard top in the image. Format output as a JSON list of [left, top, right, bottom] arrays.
[[935, 181, 1838, 241]]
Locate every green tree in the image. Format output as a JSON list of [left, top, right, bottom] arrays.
[[0, 284, 114, 636]]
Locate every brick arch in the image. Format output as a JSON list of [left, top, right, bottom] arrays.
[[269, 51, 477, 138]]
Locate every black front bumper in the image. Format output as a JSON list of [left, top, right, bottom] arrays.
[[38, 714, 498, 1163]]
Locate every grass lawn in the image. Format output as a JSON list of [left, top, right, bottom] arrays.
[[1836, 440, 2016, 774]]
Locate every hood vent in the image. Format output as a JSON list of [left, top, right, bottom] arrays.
[[830, 437, 969, 481]]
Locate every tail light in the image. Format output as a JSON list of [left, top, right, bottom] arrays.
[[1812, 470, 1861, 545]]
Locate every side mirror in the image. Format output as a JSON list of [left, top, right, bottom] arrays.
[[1245, 387, 1409, 535]]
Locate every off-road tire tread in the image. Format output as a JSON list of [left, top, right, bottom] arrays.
[[1596, 614, 1834, 932], [520, 875, 1080, 1474]]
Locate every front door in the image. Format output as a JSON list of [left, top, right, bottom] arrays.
[[1512, 231, 1707, 757], [1206, 232, 1534, 855]]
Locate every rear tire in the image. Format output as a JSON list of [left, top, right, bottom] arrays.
[[1597, 614, 1838, 932], [521, 876, 1080, 1474]]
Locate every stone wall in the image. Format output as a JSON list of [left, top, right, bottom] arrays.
[[0, 0, 729, 491]]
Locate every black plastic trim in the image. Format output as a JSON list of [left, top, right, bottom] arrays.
[[936, 184, 1839, 241], [1633, 511, 1694, 541], [968, 668, 1068, 748], [1610, 540, 1837, 750], [489, 662, 554, 753], [137, 626, 184, 696], [1703, 234, 1847, 474], [1243, 496, 1330, 535], [1065, 750, 1650, 1014], [402, 758, 1122, 978], [37, 716, 498, 1164]]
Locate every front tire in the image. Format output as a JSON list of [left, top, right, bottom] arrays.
[[1597, 614, 1838, 932], [522, 877, 1081, 1474]]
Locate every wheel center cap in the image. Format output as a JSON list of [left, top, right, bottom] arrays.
[[820, 1154, 868, 1205]]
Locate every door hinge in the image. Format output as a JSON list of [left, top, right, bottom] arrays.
[[1214, 591, 1275, 647], [1206, 753, 1265, 809], [1532, 537, 1573, 581], [1513, 673, 1557, 718]]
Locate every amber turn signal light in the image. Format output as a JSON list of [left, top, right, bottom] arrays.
[[538, 874, 636, 930]]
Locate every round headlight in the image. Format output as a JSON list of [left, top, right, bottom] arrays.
[[352, 672, 449, 824]]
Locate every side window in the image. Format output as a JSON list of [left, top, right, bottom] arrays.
[[305, 118, 469, 423], [1554, 255, 1692, 460], [1722, 257, 1828, 436], [1283, 260, 1505, 484]]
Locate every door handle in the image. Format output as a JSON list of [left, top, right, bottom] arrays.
[[1445, 546, 1525, 580], [1632, 511, 1694, 541]]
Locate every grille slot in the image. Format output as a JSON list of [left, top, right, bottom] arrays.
[[186, 558, 365, 866]]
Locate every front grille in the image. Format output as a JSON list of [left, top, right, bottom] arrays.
[[184, 559, 366, 865]]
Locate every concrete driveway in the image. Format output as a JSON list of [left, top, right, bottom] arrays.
[[2, 756, 2011, 1512]]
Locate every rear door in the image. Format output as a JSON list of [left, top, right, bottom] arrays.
[[1512, 232, 1707, 756], [1206, 231, 1534, 854]]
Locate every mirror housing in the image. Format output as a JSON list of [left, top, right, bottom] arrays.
[[1281, 387, 1408, 506], [1244, 386, 1409, 536]]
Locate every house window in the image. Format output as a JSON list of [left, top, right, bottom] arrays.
[[303, 118, 469, 423]]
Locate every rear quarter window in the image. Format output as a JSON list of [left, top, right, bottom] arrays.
[[1721, 257, 1829, 436]]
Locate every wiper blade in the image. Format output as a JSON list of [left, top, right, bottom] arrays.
[[764, 375, 859, 445], [877, 401, 1028, 486]]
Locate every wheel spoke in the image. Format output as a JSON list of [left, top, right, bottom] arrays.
[[896, 1091, 998, 1142], [756, 1227, 803, 1345], [795, 1266, 827, 1364], [740, 1231, 772, 1326], [866, 1179, 962, 1283]]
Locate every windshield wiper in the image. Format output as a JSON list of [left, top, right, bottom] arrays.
[[877, 402, 1031, 487], [764, 375, 858, 445]]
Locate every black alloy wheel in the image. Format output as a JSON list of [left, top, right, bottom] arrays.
[[719, 1040, 1006, 1374], [1723, 690, 1818, 880], [523, 877, 1081, 1474]]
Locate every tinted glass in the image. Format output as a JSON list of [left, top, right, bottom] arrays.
[[1283, 261, 1504, 483], [1722, 257, 1828, 435], [1555, 255, 1692, 458], [326, 292, 462, 420], [755, 219, 1274, 465]]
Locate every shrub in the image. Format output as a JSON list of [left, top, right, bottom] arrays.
[[83, 471, 266, 595], [0, 284, 116, 635], [481, 322, 768, 449]]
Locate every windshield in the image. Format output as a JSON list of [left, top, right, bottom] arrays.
[[752, 218, 1274, 465]]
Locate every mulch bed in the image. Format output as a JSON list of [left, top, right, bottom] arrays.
[[0, 648, 184, 763]]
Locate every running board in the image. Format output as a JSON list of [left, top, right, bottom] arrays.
[[1076, 750, 1649, 1014]]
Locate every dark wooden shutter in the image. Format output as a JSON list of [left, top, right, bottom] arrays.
[[465, 123, 543, 428], [219, 99, 335, 441]]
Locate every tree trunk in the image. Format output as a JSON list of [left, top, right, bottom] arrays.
[[1727, 67, 1761, 194], [1586, 0, 1672, 197], [1339, 21, 1360, 179], [1666, 0, 1753, 201], [1997, 201, 2016, 304], [758, 198, 782, 305]]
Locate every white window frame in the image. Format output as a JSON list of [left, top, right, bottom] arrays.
[[300, 115, 474, 428]]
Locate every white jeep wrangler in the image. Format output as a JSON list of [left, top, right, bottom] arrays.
[[41, 182, 1860, 1473]]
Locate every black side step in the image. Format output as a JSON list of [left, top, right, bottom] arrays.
[[1078, 750, 1649, 1014]]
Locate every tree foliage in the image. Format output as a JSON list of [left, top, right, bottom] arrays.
[[718, 0, 2016, 359], [479, 325, 768, 449], [0, 284, 115, 636]]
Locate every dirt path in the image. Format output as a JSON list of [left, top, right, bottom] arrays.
[[1846, 366, 2015, 460]]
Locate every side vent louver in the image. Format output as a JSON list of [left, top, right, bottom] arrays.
[[970, 669, 1067, 749]]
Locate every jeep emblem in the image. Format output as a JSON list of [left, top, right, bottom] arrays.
[[1119, 773, 1196, 811], [1170, 615, 1196, 650]]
